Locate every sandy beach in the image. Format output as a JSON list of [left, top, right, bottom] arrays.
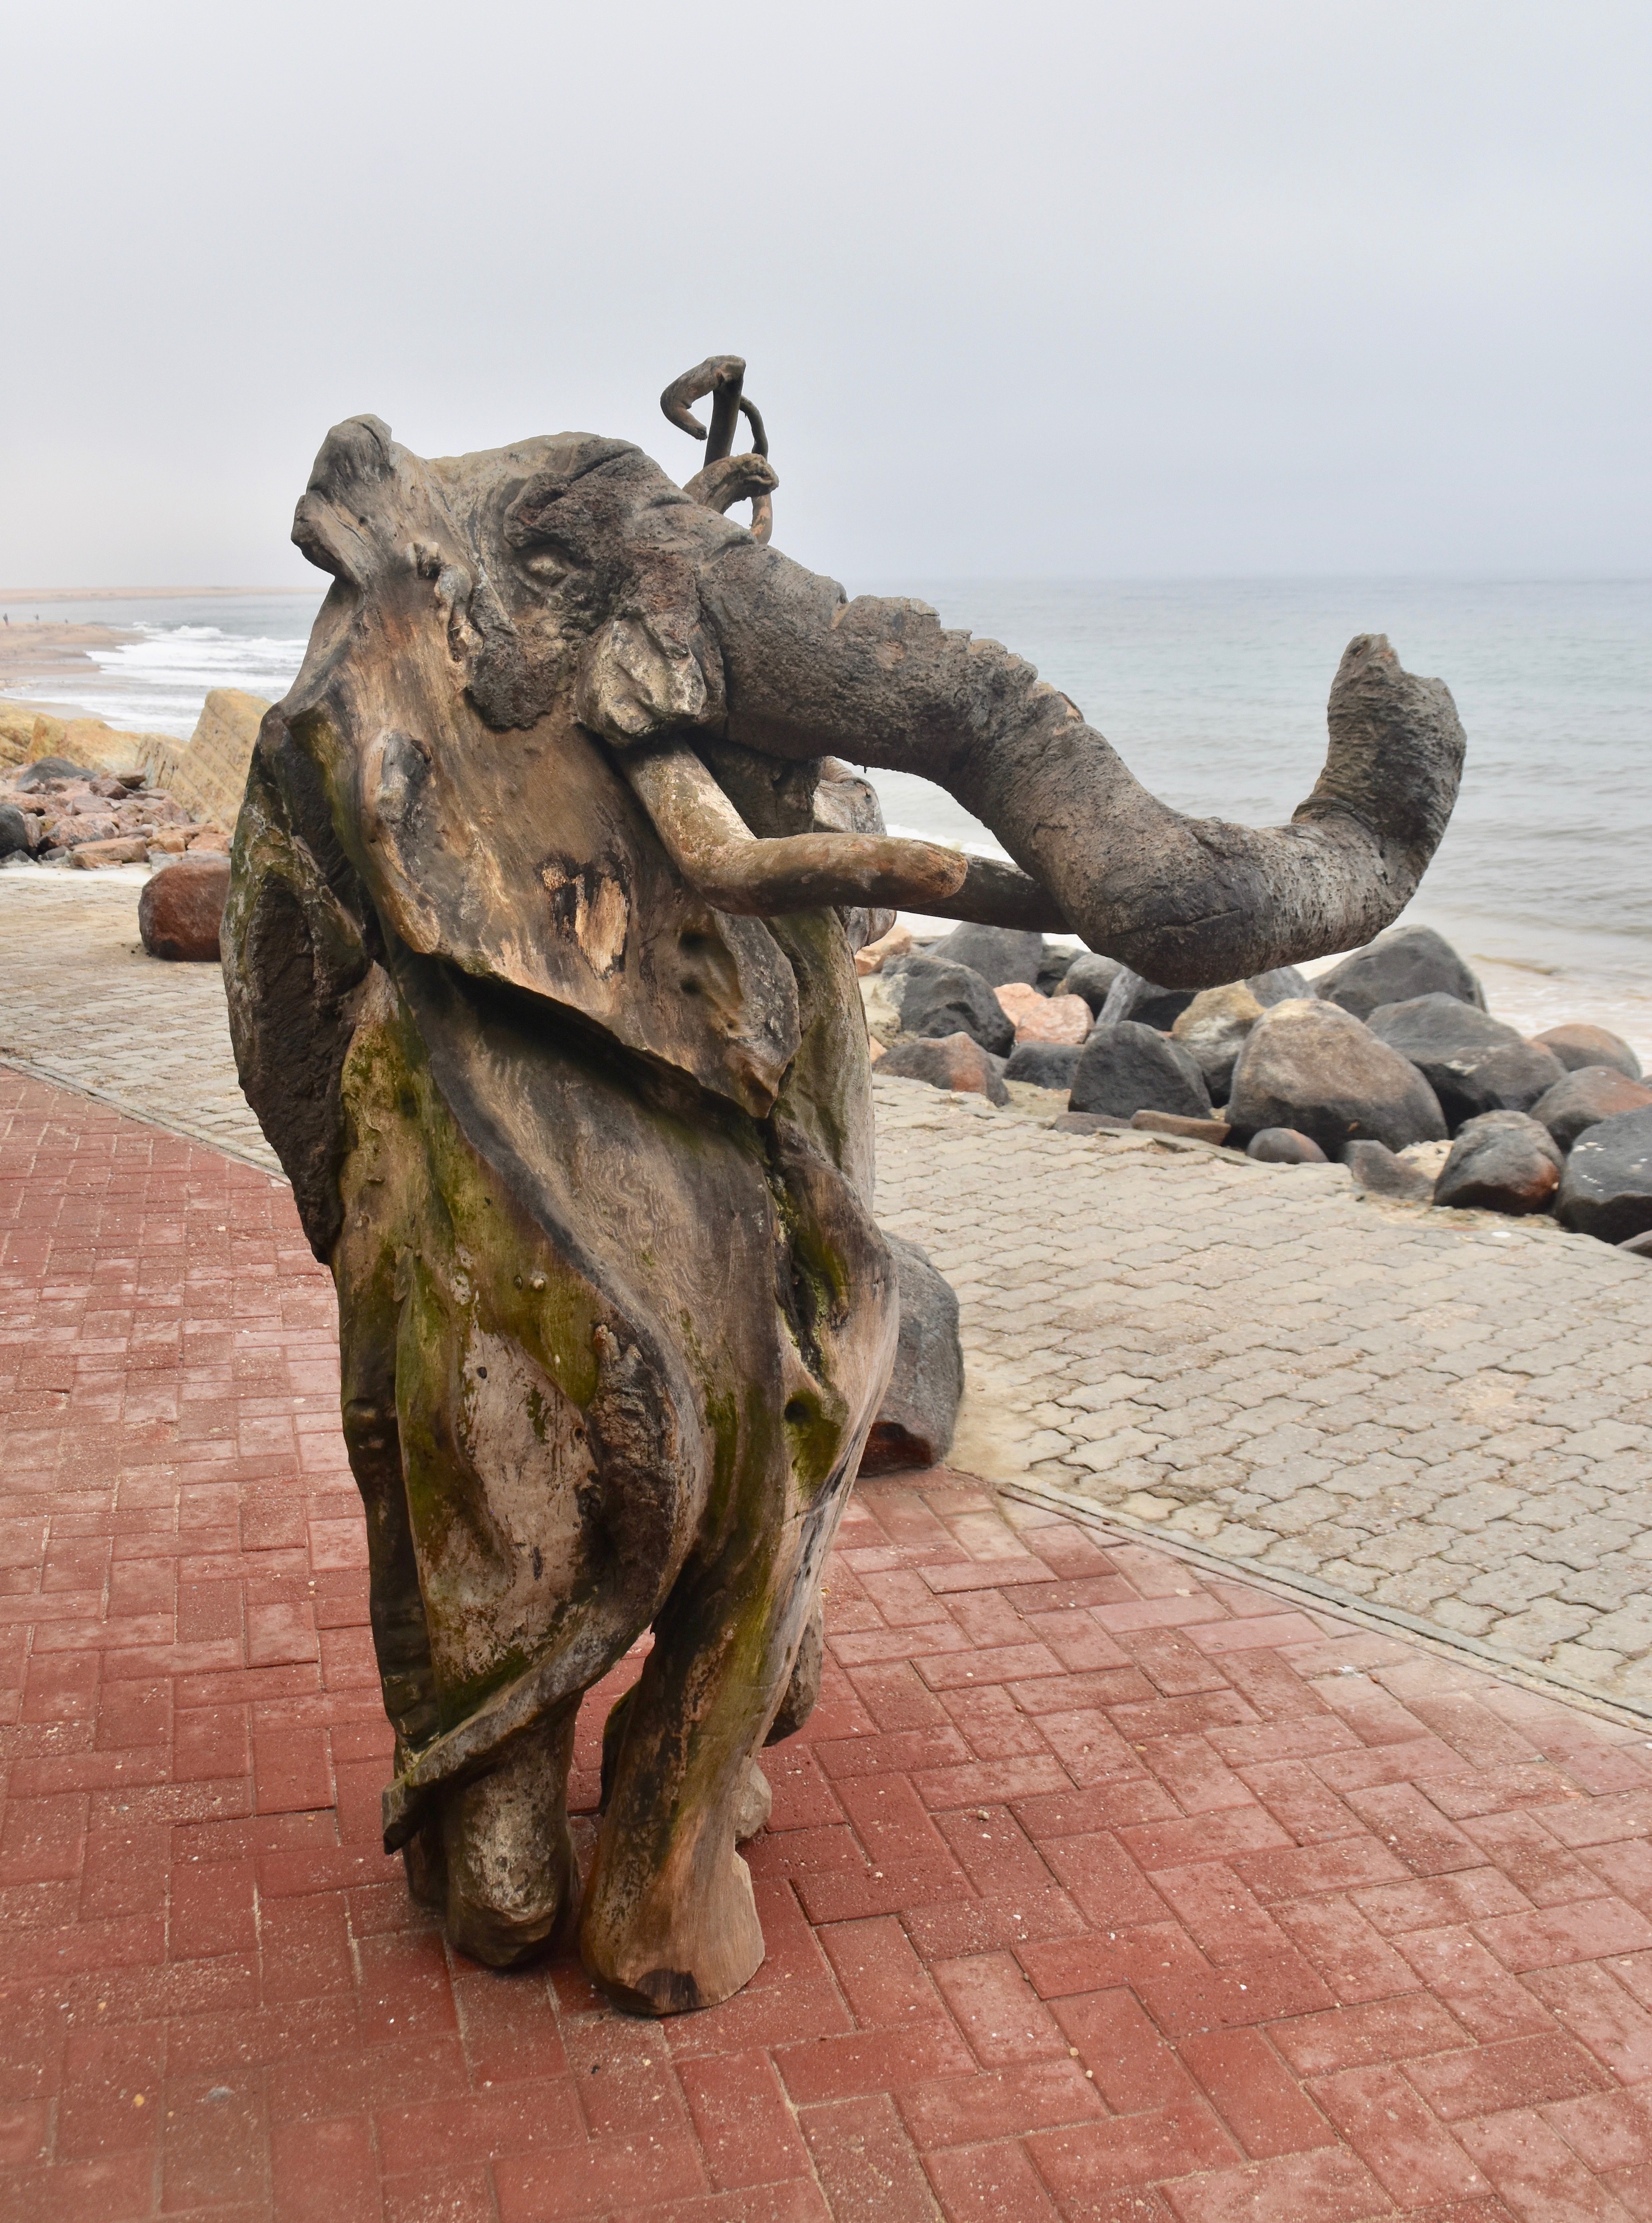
[[0, 615, 138, 719]]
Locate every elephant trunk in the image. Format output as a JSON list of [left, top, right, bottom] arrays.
[[698, 548, 1465, 988]]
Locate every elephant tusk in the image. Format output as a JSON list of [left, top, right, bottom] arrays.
[[620, 740, 969, 917]]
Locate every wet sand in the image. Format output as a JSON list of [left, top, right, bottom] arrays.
[[0, 617, 138, 717]]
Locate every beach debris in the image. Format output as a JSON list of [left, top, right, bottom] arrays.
[[878, 1031, 1010, 1104], [859, 1233, 964, 1474], [1071, 1019, 1214, 1122], [1435, 1110, 1564, 1215], [1366, 992, 1566, 1128], [1227, 998, 1446, 1156], [138, 855, 232, 961], [1535, 1023, 1643, 1080], [1531, 1065, 1652, 1153], [1247, 1127, 1329, 1164], [1314, 922, 1487, 1020], [995, 981, 1090, 1044], [1556, 1108, 1652, 1244]]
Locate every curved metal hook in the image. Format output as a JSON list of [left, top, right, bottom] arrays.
[[661, 356, 773, 543]]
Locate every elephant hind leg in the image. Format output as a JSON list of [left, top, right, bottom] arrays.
[[440, 1702, 581, 1970]]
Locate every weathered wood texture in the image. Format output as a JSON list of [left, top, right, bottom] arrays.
[[223, 363, 1464, 2014]]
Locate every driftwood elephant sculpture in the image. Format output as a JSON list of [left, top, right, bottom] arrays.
[[223, 356, 1465, 2013]]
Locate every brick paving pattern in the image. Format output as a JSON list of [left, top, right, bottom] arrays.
[[8, 1069, 1652, 2220], [874, 1078, 1652, 1714]]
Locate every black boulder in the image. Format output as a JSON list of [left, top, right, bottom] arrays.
[[1316, 925, 1485, 1021], [1070, 1022, 1213, 1122], [1366, 993, 1565, 1130]]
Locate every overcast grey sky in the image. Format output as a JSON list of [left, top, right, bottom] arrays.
[[5, 1, 1648, 587]]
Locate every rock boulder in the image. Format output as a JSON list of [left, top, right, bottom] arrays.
[[1556, 1108, 1652, 1244], [1531, 1066, 1652, 1154], [1132, 990, 1197, 1031], [1315, 924, 1485, 1020], [1434, 1111, 1563, 1215], [1005, 1041, 1083, 1089], [1171, 983, 1264, 1101], [1227, 998, 1446, 1156], [1063, 953, 1125, 1013], [877, 1033, 1010, 1105], [1247, 1128, 1327, 1164], [1247, 967, 1311, 1006], [138, 855, 232, 961], [1070, 1021, 1213, 1122], [1534, 1024, 1643, 1081], [889, 956, 1015, 1055], [13, 757, 94, 789], [995, 982, 1091, 1045], [925, 923, 1045, 988], [859, 1234, 964, 1475], [1366, 993, 1566, 1129]]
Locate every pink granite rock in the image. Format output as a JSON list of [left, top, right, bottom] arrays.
[[996, 981, 1091, 1045]]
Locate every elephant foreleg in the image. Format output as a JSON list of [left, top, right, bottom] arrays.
[[579, 1507, 831, 2015]]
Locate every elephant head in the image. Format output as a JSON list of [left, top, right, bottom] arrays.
[[282, 356, 1464, 996]]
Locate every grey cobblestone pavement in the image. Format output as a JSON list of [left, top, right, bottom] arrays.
[[4, 873, 1651, 1711], [875, 1077, 1652, 1713], [0, 870, 277, 1168]]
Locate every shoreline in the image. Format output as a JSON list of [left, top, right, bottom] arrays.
[[0, 617, 141, 712]]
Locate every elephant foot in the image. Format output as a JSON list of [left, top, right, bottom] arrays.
[[581, 1843, 765, 2016], [440, 1718, 578, 1970]]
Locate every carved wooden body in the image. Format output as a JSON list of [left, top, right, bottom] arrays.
[[225, 362, 1465, 2011]]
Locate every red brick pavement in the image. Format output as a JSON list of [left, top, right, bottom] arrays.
[[6, 1065, 1652, 2221]]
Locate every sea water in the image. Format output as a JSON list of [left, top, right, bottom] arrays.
[[7, 578, 1648, 1050]]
